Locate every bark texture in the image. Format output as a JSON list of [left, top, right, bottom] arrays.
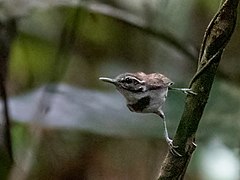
[[158, 0, 239, 179]]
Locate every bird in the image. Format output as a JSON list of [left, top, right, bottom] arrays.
[[99, 72, 196, 156]]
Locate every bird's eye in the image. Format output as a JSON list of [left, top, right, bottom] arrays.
[[125, 77, 133, 84]]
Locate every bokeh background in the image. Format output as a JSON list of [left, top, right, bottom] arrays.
[[0, 0, 240, 179]]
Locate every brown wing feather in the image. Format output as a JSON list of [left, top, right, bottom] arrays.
[[147, 73, 173, 88]]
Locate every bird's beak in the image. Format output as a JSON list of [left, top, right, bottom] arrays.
[[99, 77, 117, 85]]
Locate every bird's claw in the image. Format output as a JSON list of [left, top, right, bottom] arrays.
[[170, 87, 197, 95], [182, 88, 197, 95], [167, 139, 182, 157]]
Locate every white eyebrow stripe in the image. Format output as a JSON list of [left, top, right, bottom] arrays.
[[125, 76, 142, 82]]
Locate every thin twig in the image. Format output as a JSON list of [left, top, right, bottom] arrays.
[[77, 1, 196, 60]]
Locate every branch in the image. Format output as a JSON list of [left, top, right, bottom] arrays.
[[77, 1, 196, 60], [0, 18, 17, 174], [158, 0, 239, 179]]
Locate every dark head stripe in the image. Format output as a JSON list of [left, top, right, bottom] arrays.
[[121, 85, 144, 93]]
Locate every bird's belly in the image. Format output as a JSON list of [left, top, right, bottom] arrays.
[[127, 96, 150, 112], [125, 89, 167, 113], [142, 98, 164, 113]]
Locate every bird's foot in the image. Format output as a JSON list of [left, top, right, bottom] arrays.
[[169, 87, 197, 95], [166, 138, 182, 157], [180, 88, 197, 95]]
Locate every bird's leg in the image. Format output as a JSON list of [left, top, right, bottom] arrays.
[[162, 117, 182, 157], [157, 110, 182, 157], [169, 87, 197, 95]]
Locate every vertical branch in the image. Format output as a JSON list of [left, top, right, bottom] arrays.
[[0, 19, 17, 164], [158, 0, 239, 179]]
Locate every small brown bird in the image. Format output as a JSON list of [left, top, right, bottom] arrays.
[[99, 72, 195, 156]]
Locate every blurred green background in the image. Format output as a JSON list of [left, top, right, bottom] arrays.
[[0, 0, 239, 179]]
